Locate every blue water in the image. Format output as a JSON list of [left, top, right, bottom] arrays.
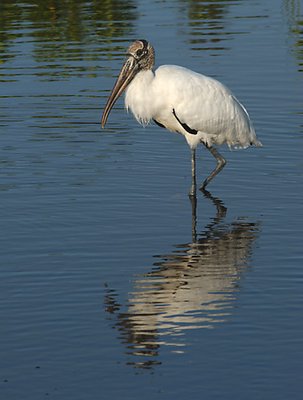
[[1, 0, 303, 399]]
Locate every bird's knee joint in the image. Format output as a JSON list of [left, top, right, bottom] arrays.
[[219, 158, 227, 168]]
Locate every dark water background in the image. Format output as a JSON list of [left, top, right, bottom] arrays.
[[1, 0, 303, 399]]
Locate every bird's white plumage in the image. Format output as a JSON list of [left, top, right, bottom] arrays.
[[125, 65, 261, 150], [101, 40, 262, 192]]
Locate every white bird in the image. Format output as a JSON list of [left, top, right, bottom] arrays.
[[101, 39, 262, 196]]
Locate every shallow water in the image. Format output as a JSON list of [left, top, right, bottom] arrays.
[[1, 0, 303, 399]]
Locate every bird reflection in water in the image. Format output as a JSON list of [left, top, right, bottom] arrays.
[[104, 191, 260, 369]]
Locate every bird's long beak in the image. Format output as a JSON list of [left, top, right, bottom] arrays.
[[101, 56, 139, 128]]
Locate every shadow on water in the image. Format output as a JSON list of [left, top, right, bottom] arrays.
[[104, 191, 260, 370]]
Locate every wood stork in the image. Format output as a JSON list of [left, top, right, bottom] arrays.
[[101, 39, 262, 196]]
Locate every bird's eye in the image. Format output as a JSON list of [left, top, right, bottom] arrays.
[[136, 49, 144, 58]]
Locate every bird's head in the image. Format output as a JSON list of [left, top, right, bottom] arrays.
[[101, 40, 155, 128], [126, 39, 155, 70]]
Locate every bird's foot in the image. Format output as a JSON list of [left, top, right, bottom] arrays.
[[199, 179, 209, 192]]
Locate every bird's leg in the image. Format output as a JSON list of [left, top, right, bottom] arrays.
[[189, 148, 197, 197], [189, 193, 197, 243], [200, 144, 226, 190]]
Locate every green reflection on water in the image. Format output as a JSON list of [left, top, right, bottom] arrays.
[[283, 0, 303, 72], [0, 0, 138, 64], [178, 0, 243, 53]]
